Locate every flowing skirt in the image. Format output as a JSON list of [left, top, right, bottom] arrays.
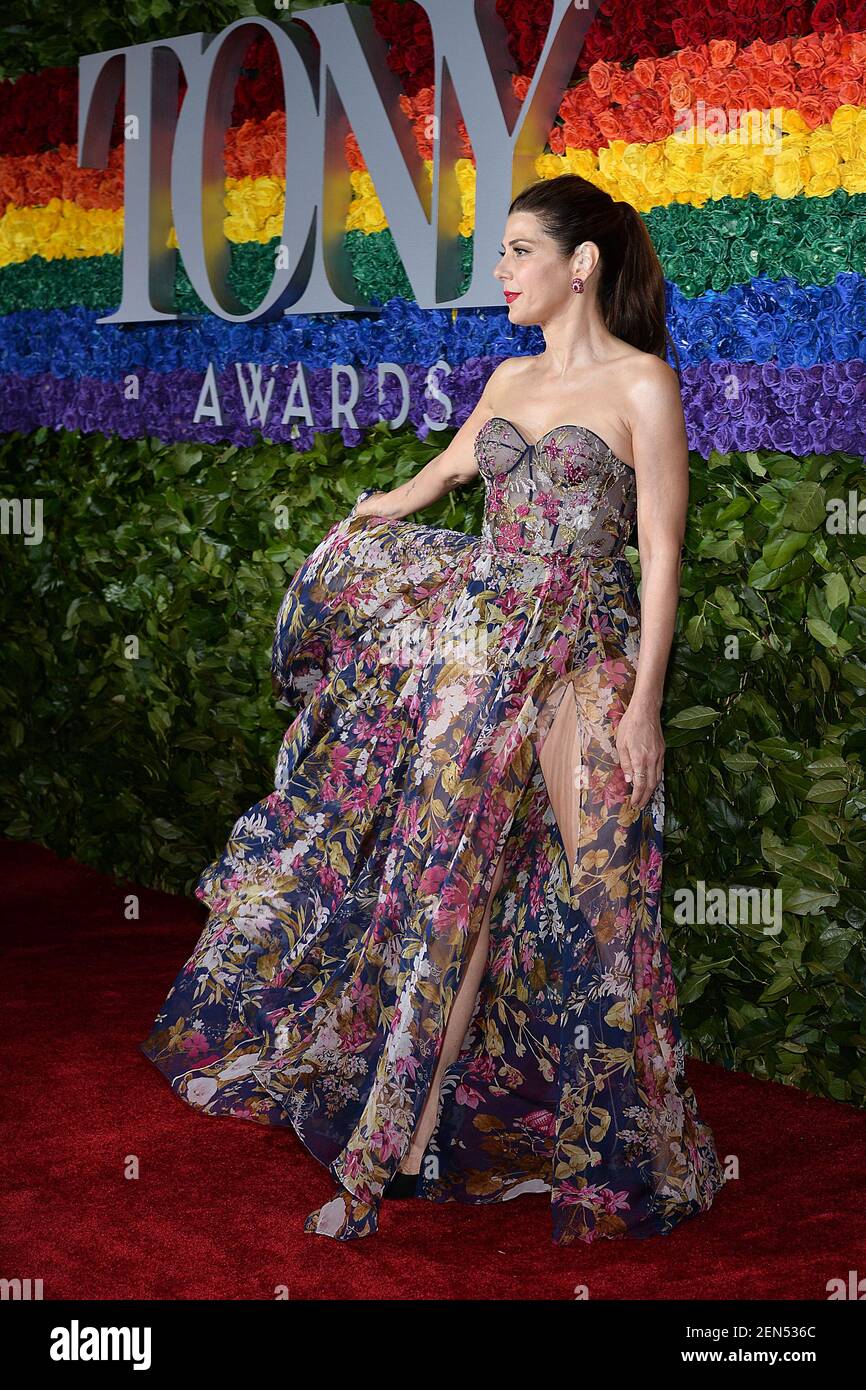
[[139, 501, 726, 1243]]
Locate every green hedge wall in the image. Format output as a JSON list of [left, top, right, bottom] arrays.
[[1, 429, 865, 1105]]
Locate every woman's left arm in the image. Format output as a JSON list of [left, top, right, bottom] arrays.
[[616, 357, 690, 810]]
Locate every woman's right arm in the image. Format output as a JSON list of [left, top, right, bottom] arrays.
[[352, 365, 512, 519]]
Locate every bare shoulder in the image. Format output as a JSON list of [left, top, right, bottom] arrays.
[[619, 351, 689, 485], [622, 351, 682, 417], [479, 355, 532, 407]]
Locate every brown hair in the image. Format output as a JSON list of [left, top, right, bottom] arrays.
[[508, 174, 680, 375]]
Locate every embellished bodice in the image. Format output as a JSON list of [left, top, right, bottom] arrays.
[[475, 417, 636, 560]]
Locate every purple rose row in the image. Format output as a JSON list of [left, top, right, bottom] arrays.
[[0, 356, 864, 459]]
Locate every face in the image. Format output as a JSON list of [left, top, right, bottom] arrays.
[[494, 210, 590, 325]]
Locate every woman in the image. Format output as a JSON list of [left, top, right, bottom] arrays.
[[140, 173, 726, 1245]]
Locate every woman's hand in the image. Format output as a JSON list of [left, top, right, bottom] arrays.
[[352, 490, 389, 519], [615, 698, 665, 810]]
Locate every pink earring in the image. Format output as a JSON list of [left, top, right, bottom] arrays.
[[571, 276, 584, 294]]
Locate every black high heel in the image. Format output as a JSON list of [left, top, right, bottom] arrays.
[[381, 1167, 419, 1199]]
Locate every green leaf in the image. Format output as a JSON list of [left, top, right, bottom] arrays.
[[806, 617, 850, 653], [804, 756, 848, 776], [761, 530, 810, 570], [720, 751, 759, 773], [782, 885, 839, 914], [151, 817, 184, 841], [758, 973, 797, 1004], [667, 705, 720, 729], [811, 656, 831, 692], [754, 737, 802, 764], [685, 613, 706, 650], [805, 778, 848, 803], [824, 572, 850, 611], [781, 481, 826, 531], [748, 549, 814, 591]]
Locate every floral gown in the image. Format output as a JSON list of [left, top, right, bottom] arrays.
[[140, 415, 726, 1244]]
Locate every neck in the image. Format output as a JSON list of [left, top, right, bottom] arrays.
[[536, 301, 617, 376]]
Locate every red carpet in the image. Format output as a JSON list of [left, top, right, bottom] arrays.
[[2, 837, 864, 1301]]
